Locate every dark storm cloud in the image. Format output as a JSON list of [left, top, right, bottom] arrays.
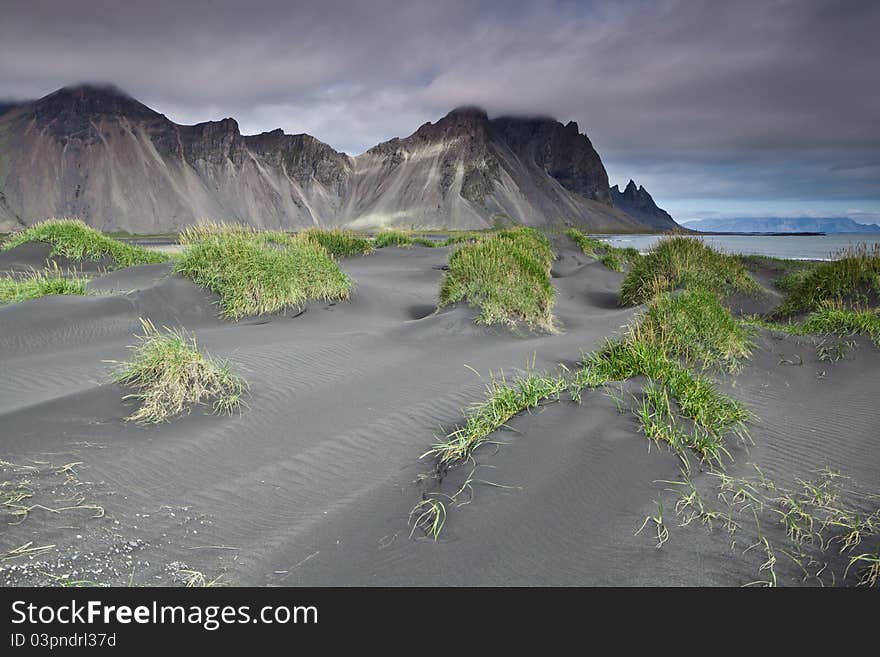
[[1, 0, 878, 209]]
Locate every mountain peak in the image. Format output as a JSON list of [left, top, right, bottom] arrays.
[[397, 105, 492, 149], [611, 179, 679, 230], [29, 83, 164, 129], [55, 82, 132, 99], [42, 83, 155, 112], [435, 106, 490, 133], [446, 105, 489, 119]]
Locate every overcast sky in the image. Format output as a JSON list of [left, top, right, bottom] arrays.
[[1, 0, 878, 222]]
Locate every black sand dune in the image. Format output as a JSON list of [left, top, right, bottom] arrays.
[[1, 239, 878, 586], [0, 241, 115, 275]]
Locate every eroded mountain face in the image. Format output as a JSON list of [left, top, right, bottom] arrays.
[[490, 116, 611, 203], [0, 85, 671, 232]]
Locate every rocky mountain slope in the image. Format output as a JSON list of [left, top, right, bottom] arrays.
[[609, 180, 679, 231], [0, 85, 672, 233]]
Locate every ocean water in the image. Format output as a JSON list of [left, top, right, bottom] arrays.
[[599, 233, 880, 260]]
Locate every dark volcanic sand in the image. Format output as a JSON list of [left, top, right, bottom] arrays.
[[1, 239, 878, 586], [0, 241, 116, 276]]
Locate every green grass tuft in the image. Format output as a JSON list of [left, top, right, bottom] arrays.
[[599, 251, 625, 272], [374, 230, 415, 248], [439, 227, 555, 330], [635, 290, 753, 372], [409, 498, 448, 540], [286, 228, 374, 257], [774, 267, 817, 294], [181, 221, 373, 258], [112, 319, 247, 424], [775, 244, 880, 316], [424, 370, 566, 466], [564, 228, 605, 256], [493, 227, 554, 268], [738, 255, 818, 294], [745, 302, 880, 347], [174, 227, 352, 319], [373, 230, 446, 248], [570, 290, 751, 463], [177, 221, 256, 245], [440, 233, 484, 246], [572, 337, 749, 454], [372, 230, 486, 249], [801, 304, 880, 345], [635, 380, 695, 454], [0, 269, 88, 305], [2, 219, 168, 269], [620, 236, 757, 305], [565, 228, 641, 272]]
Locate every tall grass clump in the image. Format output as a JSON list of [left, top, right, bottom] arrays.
[[598, 250, 629, 272], [178, 221, 256, 245], [0, 269, 88, 305], [2, 219, 168, 268], [285, 228, 373, 257], [635, 290, 753, 372], [801, 303, 880, 345], [620, 236, 757, 305], [565, 228, 640, 272], [439, 227, 555, 330], [374, 230, 414, 248], [112, 319, 247, 424], [776, 244, 880, 316], [175, 227, 352, 319], [774, 267, 816, 294], [493, 227, 554, 269]]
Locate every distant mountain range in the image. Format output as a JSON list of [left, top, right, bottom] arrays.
[[683, 217, 880, 234], [0, 84, 680, 233]]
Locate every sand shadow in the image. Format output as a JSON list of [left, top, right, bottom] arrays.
[[407, 303, 437, 320], [584, 290, 621, 310]]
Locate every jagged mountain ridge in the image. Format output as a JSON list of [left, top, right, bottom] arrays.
[[610, 180, 678, 231], [0, 84, 674, 232]]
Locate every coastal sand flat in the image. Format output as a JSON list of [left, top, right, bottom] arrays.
[[1, 240, 878, 585]]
